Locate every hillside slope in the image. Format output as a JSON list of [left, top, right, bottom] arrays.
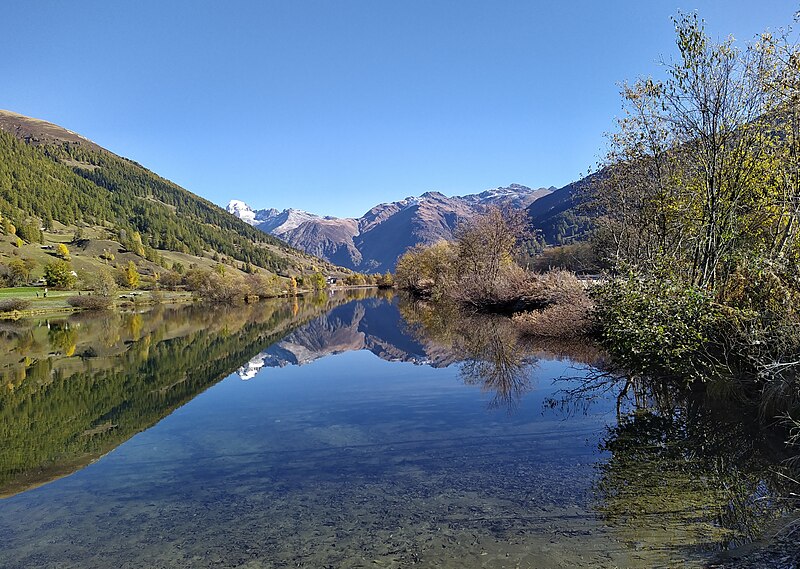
[[0, 110, 333, 278], [526, 174, 598, 245]]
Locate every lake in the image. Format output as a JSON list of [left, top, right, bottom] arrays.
[[0, 291, 792, 568]]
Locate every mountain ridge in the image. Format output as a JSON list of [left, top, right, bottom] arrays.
[[228, 184, 553, 272]]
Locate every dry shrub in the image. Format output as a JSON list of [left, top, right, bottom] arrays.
[[67, 295, 113, 310], [513, 299, 594, 337], [454, 264, 533, 309], [193, 272, 247, 303], [0, 298, 31, 312], [513, 270, 593, 337], [526, 269, 587, 305]]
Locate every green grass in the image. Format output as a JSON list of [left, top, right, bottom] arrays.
[[0, 287, 195, 318], [0, 287, 74, 299]]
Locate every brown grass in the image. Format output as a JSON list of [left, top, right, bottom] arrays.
[[513, 270, 594, 337]]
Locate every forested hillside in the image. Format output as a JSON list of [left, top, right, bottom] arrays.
[[0, 111, 327, 276], [526, 175, 595, 246]]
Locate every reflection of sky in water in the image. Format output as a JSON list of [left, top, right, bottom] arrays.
[[0, 298, 775, 568]]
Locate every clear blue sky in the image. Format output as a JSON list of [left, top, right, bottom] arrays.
[[1, 1, 794, 218]]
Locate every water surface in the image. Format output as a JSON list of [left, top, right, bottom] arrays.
[[0, 294, 792, 568]]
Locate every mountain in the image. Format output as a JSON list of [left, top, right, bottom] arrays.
[[228, 184, 553, 272], [526, 174, 598, 245], [0, 110, 334, 279]]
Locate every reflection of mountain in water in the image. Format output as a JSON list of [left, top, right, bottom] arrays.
[[238, 296, 600, 414], [238, 299, 438, 378]]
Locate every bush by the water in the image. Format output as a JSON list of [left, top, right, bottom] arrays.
[[513, 271, 593, 337], [396, 207, 537, 310], [67, 295, 113, 310], [591, 277, 722, 383], [0, 298, 31, 312]]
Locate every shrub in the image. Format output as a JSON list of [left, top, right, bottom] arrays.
[[67, 295, 113, 310], [245, 273, 282, 298], [453, 263, 532, 309], [376, 271, 394, 288], [187, 270, 247, 303], [513, 298, 594, 338], [0, 298, 31, 312], [158, 270, 183, 290], [511, 270, 593, 337], [592, 276, 722, 382], [527, 269, 588, 306]]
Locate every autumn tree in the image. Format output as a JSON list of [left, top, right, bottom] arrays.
[[89, 269, 118, 297], [2, 258, 35, 287], [119, 261, 140, 288], [592, 13, 795, 288], [43, 260, 76, 289], [395, 241, 457, 299], [56, 243, 70, 260], [309, 272, 326, 290]]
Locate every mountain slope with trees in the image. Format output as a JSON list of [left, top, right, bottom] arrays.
[[0, 110, 336, 282]]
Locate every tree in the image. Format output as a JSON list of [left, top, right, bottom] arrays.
[[448, 207, 531, 306], [4, 259, 32, 286], [309, 272, 326, 290], [88, 269, 118, 297], [158, 271, 183, 290], [43, 260, 76, 289], [344, 273, 367, 286], [376, 271, 394, 288], [56, 243, 70, 260], [120, 261, 140, 289], [395, 241, 456, 298], [592, 13, 785, 288]]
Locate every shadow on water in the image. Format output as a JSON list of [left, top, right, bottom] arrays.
[[397, 296, 798, 560], [549, 366, 799, 558]]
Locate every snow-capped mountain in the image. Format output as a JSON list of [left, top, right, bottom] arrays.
[[225, 199, 258, 225], [227, 184, 552, 272]]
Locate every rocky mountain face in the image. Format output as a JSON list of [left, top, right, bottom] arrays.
[[228, 184, 552, 272]]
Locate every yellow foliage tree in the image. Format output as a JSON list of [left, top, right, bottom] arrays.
[[122, 261, 140, 289], [56, 243, 70, 260]]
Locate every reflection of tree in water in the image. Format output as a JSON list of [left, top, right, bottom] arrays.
[[587, 376, 797, 555], [48, 321, 77, 355], [458, 318, 536, 411], [0, 291, 368, 497], [398, 298, 538, 410]]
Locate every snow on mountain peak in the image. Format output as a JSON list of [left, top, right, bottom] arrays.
[[226, 200, 257, 225]]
